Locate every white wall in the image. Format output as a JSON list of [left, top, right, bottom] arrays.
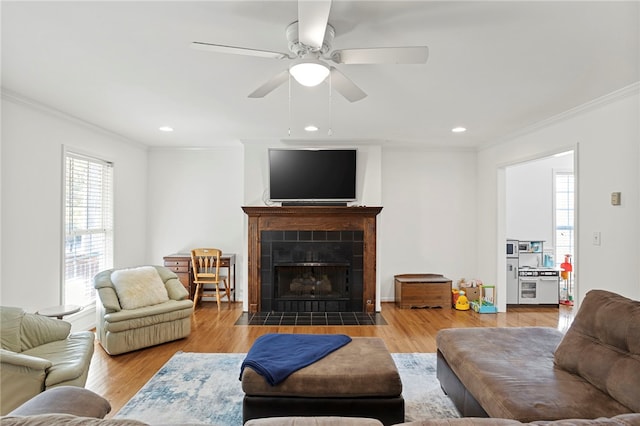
[[380, 147, 478, 301], [478, 86, 640, 308], [146, 147, 245, 297], [0, 95, 148, 329], [506, 153, 574, 243], [142, 142, 481, 311]]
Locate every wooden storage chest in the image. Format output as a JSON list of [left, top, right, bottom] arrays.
[[394, 273, 452, 309]]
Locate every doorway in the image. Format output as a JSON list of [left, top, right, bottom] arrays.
[[553, 168, 575, 304], [504, 150, 575, 307]]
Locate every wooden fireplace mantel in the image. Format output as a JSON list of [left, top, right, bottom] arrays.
[[242, 206, 383, 313]]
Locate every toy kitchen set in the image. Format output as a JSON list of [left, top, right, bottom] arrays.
[[506, 240, 559, 305]]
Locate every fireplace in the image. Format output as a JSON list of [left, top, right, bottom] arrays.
[[276, 264, 348, 297], [242, 206, 382, 313], [274, 264, 350, 311], [261, 233, 363, 312]]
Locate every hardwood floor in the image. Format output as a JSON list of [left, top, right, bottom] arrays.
[[86, 302, 574, 418]]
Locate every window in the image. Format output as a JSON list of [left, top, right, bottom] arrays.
[[554, 171, 574, 299], [64, 151, 113, 307]]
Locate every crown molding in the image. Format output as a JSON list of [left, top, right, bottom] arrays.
[[148, 145, 241, 152], [478, 82, 640, 151], [1, 88, 148, 151]]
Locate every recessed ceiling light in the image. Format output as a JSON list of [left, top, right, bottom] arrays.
[[451, 126, 466, 133], [159, 126, 174, 132], [304, 125, 319, 132]]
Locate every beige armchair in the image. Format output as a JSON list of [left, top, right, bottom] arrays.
[[93, 265, 193, 355], [0, 306, 94, 415]]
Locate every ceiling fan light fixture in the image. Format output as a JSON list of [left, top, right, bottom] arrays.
[[289, 58, 330, 87]]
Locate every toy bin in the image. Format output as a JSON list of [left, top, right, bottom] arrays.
[[470, 285, 498, 314]]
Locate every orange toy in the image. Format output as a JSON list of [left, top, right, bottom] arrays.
[[560, 254, 573, 305]]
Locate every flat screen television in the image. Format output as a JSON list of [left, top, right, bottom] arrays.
[[268, 148, 357, 204]]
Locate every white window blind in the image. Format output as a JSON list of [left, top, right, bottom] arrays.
[[64, 152, 114, 307]]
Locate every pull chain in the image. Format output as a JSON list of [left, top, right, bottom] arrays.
[[328, 71, 333, 136], [288, 73, 292, 137]]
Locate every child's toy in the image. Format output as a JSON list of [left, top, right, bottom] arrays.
[[470, 285, 498, 314], [458, 278, 482, 302], [451, 289, 460, 308], [455, 290, 470, 311], [560, 254, 574, 306]]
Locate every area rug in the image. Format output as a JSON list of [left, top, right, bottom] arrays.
[[116, 352, 460, 425]]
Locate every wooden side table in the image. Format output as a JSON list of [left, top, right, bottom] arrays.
[[394, 274, 452, 309], [36, 304, 82, 319], [163, 254, 192, 297]]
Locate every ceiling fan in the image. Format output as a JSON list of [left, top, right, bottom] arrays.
[[191, 0, 429, 102]]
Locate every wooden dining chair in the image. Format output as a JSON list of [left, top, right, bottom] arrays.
[[190, 248, 230, 311]]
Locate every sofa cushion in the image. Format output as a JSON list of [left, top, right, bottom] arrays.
[[0, 414, 148, 426], [20, 314, 71, 351], [554, 289, 640, 412], [154, 266, 189, 300], [94, 270, 124, 312], [245, 417, 384, 426], [398, 420, 523, 426], [397, 413, 640, 425], [23, 331, 95, 387], [111, 266, 169, 310], [0, 308, 72, 353], [102, 300, 193, 332], [8, 386, 111, 418], [436, 326, 631, 422], [1, 307, 25, 352]]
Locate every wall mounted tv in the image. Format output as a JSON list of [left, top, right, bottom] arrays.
[[268, 148, 357, 205]]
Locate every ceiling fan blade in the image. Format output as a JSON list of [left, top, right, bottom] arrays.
[[298, 0, 332, 49], [191, 41, 289, 60], [329, 67, 366, 103], [332, 46, 429, 65], [248, 70, 290, 98]]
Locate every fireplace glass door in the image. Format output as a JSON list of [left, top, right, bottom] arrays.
[[274, 263, 350, 312]]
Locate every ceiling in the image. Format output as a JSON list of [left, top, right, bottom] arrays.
[[2, 1, 638, 149]]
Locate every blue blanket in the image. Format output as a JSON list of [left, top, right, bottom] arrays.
[[239, 333, 352, 386]]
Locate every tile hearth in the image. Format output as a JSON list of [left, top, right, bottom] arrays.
[[235, 311, 387, 326]]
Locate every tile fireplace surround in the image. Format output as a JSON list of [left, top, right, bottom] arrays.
[[242, 206, 383, 313]]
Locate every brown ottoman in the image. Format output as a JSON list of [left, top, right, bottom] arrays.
[[242, 337, 405, 426]]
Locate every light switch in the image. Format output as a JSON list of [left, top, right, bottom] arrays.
[[611, 192, 621, 206], [593, 231, 601, 246]]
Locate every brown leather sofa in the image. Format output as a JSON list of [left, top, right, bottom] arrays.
[[436, 289, 640, 422], [2, 387, 639, 425]]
